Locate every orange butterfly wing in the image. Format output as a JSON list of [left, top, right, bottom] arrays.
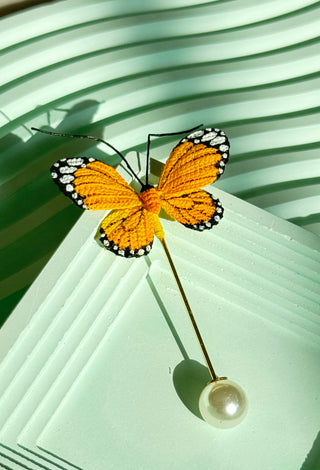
[[51, 157, 140, 209], [51, 157, 155, 257], [99, 207, 155, 257], [157, 128, 229, 230], [160, 190, 223, 230]]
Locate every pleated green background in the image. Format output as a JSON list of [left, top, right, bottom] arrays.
[[1, 0, 319, 326]]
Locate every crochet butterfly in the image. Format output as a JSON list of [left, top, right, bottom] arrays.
[[50, 127, 229, 257]]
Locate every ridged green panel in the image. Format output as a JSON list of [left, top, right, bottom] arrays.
[[1, 0, 319, 325], [0, 158, 319, 470]]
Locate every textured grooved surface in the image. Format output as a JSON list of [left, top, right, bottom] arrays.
[[0, 151, 319, 470]]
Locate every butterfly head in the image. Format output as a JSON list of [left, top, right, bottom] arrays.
[[140, 184, 162, 214]]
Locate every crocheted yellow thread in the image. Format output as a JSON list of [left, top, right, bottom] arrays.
[[50, 127, 229, 257]]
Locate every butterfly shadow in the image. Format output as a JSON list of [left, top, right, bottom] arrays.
[[145, 261, 210, 421], [0, 99, 104, 325]]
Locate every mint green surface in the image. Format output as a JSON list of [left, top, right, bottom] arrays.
[[0, 151, 319, 470]]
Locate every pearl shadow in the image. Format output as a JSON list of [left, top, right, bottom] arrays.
[[145, 258, 211, 420], [300, 430, 320, 470], [173, 359, 211, 420]]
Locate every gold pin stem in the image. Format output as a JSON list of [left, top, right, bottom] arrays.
[[160, 237, 218, 382]]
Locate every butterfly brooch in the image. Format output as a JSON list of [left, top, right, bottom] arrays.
[[47, 125, 230, 258]]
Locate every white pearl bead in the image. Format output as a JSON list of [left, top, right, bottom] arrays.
[[199, 378, 248, 428]]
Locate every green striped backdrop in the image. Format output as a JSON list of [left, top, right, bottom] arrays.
[[1, 0, 319, 325]]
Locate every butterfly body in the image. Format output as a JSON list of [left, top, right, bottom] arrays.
[[50, 127, 229, 258], [139, 186, 162, 214]]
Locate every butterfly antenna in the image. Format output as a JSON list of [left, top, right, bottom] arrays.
[[31, 127, 145, 187], [145, 123, 203, 185]]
